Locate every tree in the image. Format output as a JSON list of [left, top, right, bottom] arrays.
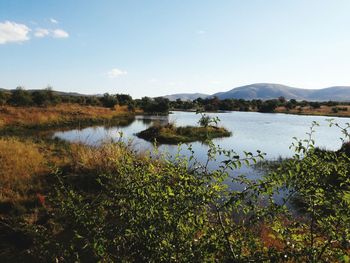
[[9, 87, 32, 106], [197, 112, 220, 127], [310, 101, 321, 109], [257, 99, 278, 113], [100, 93, 118, 108], [116, 94, 133, 106], [153, 97, 169, 113], [140, 97, 169, 113], [0, 90, 8, 105]]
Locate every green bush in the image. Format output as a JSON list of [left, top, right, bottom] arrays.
[[23, 123, 350, 262], [8, 87, 33, 106]]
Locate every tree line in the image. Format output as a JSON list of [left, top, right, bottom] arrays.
[[0, 87, 171, 114], [1, 87, 348, 114], [170, 96, 349, 113]]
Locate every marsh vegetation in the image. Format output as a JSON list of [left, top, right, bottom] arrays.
[[0, 96, 349, 262], [136, 114, 231, 144]]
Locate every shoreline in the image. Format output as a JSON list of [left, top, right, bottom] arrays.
[[170, 108, 350, 118]]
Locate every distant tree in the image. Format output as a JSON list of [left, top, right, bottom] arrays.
[[32, 90, 49, 106], [46, 87, 61, 105], [116, 94, 133, 106], [0, 90, 8, 105], [127, 100, 136, 112], [278, 96, 286, 104], [299, 100, 309, 107], [31, 87, 60, 106], [153, 97, 170, 113], [140, 97, 169, 113], [289, 99, 297, 105], [310, 101, 321, 109], [139, 97, 153, 112], [9, 87, 33, 106], [85, 96, 101, 106], [258, 99, 278, 113], [326, 101, 337, 107], [100, 93, 118, 108], [285, 99, 297, 110]]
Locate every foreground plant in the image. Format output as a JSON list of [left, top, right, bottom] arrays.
[[14, 122, 350, 262]]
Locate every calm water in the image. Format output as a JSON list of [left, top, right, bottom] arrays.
[[53, 111, 349, 182], [54, 111, 349, 158]]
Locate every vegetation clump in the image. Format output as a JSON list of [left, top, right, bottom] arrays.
[[0, 137, 46, 203], [137, 114, 231, 144], [1, 103, 350, 262], [137, 123, 231, 144], [0, 103, 134, 132], [20, 126, 350, 262]]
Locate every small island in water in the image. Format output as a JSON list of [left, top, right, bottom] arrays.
[[137, 113, 231, 144], [137, 123, 231, 144]]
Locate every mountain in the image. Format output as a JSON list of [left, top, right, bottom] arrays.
[[164, 83, 350, 101], [307, 86, 350, 101], [214, 83, 350, 101], [213, 83, 312, 100], [163, 93, 209, 101]]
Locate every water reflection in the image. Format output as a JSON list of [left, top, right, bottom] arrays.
[[53, 111, 350, 203], [54, 111, 350, 159]]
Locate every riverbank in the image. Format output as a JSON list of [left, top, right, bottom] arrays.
[[0, 104, 139, 137], [275, 105, 350, 117], [1, 108, 349, 262], [0, 103, 138, 130], [172, 105, 350, 118]]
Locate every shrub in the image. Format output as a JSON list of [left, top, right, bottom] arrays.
[[8, 87, 33, 106], [197, 112, 220, 127], [258, 99, 278, 113], [0, 90, 8, 105], [32, 88, 60, 106], [8, 123, 350, 262], [100, 93, 118, 108]]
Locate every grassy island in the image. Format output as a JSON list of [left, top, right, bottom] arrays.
[[136, 123, 231, 144]]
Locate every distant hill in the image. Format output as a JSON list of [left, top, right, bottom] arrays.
[[215, 83, 350, 101], [213, 83, 311, 100], [165, 83, 350, 102], [163, 93, 209, 101], [307, 86, 350, 101]]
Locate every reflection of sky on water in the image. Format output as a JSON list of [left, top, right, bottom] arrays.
[[53, 111, 350, 193], [54, 111, 350, 157]]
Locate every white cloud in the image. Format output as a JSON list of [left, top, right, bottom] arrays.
[[50, 18, 58, 24], [107, 68, 128, 78], [52, 29, 69, 38], [34, 28, 50, 38], [0, 21, 30, 44], [34, 28, 69, 39]]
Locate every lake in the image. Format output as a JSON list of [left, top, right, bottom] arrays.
[[53, 111, 350, 182]]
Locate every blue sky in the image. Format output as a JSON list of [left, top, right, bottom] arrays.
[[1, 0, 350, 98]]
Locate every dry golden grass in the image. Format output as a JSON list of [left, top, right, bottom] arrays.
[[276, 105, 350, 117], [0, 138, 46, 202], [69, 142, 128, 173], [0, 103, 130, 128]]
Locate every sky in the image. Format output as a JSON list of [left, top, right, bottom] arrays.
[[1, 0, 350, 98]]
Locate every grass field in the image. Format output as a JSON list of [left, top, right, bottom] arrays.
[[0, 103, 135, 130], [275, 105, 350, 117]]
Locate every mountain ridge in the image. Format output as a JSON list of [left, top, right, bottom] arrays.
[[164, 83, 350, 101]]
